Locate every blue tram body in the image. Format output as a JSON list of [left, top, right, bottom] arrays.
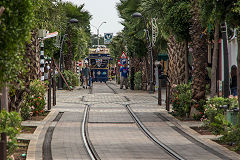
[[88, 48, 112, 83]]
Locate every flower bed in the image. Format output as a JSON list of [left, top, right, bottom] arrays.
[[201, 96, 240, 152], [20, 126, 37, 134], [20, 79, 48, 121], [12, 139, 29, 160], [190, 126, 213, 135]]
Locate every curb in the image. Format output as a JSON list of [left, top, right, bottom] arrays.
[[26, 110, 58, 160]]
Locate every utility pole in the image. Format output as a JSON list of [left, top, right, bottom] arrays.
[[91, 22, 106, 47]]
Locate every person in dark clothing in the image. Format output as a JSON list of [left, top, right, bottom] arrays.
[[230, 65, 237, 96]]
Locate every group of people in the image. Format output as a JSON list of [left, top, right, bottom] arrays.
[[79, 61, 129, 90]]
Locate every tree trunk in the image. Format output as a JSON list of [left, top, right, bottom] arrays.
[[1, 85, 8, 111], [210, 20, 220, 97], [64, 37, 73, 71], [0, 6, 5, 17], [185, 40, 189, 83], [167, 36, 187, 87], [237, 37, 240, 126], [190, 0, 208, 117], [9, 30, 40, 111]]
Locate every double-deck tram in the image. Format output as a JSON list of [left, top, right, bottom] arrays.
[[87, 46, 112, 83]]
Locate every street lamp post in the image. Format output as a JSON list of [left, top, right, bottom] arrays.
[[91, 22, 107, 47], [58, 18, 78, 90], [132, 12, 154, 93]]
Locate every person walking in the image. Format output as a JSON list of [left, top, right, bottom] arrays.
[[82, 62, 90, 89], [230, 65, 237, 96], [120, 62, 129, 89]]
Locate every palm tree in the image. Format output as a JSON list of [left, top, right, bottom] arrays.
[[141, 0, 190, 87], [189, 0, 208, 115]]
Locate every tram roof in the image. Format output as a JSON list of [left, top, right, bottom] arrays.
[[89, 48, 110, 54], [88, 54, 112, 60]]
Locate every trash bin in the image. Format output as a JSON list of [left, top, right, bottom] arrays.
[[226, 109, 239, 126]]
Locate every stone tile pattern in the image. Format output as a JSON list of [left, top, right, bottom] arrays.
[[52, 111, 89, 160]]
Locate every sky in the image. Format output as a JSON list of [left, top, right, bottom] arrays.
[[62, 0, 124, 36]]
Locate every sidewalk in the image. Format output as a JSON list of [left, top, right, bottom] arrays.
[[19, 82, 240, 160]]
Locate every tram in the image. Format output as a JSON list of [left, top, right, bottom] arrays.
[[87, 46, 112, 82]]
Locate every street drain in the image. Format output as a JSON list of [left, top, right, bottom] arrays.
[[154, 112, 169, 121], [171, 126, 232, 160], [53, 112, 64, 121], [42, 127, 54, 160], [42, 112, 64, 160]]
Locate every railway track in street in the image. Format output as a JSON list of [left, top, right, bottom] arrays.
[[42, 82, 236, 160], [125, 104, 185, 160], [103, 82, 234, 160], [81, 82, 186, 160]]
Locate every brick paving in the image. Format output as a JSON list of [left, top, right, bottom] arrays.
[[22, 82, 240, 160], [89, 103, 133, 123], [52, 111, 89, 160], [88, 123, 174, 160]]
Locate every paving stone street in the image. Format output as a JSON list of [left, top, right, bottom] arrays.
[[22, 81, 240, 160]]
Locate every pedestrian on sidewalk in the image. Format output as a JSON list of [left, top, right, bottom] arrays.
[[120, 62, 129, 89], [230, 65, 237, 96], [82, 62, 90, 89]]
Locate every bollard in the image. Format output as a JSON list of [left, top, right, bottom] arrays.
[[158, 79, 161, 105], [52, 62, 56, 106], [130, 67, 135, 90], [166, 81, 170, 111], [48, 69, 52, 110], [0, 133, 7, 160]]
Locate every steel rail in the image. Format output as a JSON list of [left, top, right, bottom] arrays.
[[125, 104, 186, 160], [82, 105, 100, 160], [105, 82, 117, 94], [105, 82, 185, 160]]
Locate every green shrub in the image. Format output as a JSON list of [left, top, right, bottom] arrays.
[[192, 99, 206, 120], [72, 73, 79, 86], [171, 83, 192, 117], [61, 70, 79, 89], [20, 105, 31, 121], [201, 96, 237, 135], [0, 110, 22, 158], [220, 126, 240, 151], [134, 71, 142, 90]]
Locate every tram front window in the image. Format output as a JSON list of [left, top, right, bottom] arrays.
[[90, 59, 108, 68]]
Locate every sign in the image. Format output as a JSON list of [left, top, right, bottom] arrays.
[[120, 51, 127, 59], [42, 31, 58, 40], [118, 51, 128, 66], [104, 33, 113, 44], [78, 61, 82, 66]]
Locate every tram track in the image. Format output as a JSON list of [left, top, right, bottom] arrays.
[[104, 82, 185, 160], [125, 104, 185, 160], [105, 82, 117, 94], [105, 82, 237, 160], [82, 105, 100, 160]]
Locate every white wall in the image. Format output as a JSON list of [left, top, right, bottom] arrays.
[[228, 37, 238, 69]]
